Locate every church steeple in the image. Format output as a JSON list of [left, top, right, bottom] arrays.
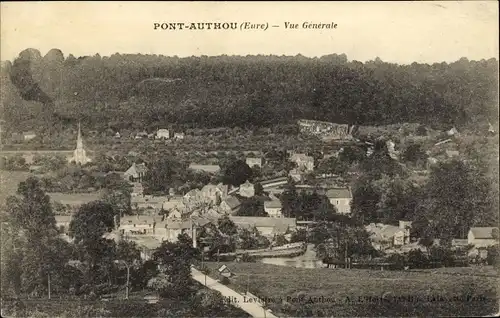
[[77, 122, 83, 149], [68, 122, 91, 165]]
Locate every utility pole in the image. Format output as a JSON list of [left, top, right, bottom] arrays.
[[344, 243, 348, 269], [246, 273, 250, 294], [48, 273, 51, 300]]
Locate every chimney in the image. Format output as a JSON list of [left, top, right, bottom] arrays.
[[192, 225, 197, 248]]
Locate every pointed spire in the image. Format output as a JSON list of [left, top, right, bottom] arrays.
[[77, 122, 83, 149]]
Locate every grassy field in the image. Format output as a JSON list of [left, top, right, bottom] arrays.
[[0, 170, 31, 204], [204, 262, 498, 317]]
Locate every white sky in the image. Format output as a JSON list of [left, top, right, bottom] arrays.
[[1, 1, 498, 64]]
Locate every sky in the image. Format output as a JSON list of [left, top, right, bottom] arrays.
[[1, 1, 498, 64]]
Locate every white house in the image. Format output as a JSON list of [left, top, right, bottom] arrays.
[[188, 164, 221, 174], [325, 188, 352, 214], [264, 199, 282, 218], [229, 216, 296, 237], [246, 157, 263, 168], [156, 129, 170, 140], [468, 227, 499, 248], [290, 153, 314, 172], [366, 221, 411, 249], [239, 180, 255, 198], [173, 132, 185, 140], [23, 131, 37, 141]]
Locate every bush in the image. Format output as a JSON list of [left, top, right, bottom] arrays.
[[486, 246, 499, 266], [239, 253, 256, 263], [220, 277, 230, 285], [199, 266, 211, 275], [386, 253, 406, 269], [407, 249, 429, 269]]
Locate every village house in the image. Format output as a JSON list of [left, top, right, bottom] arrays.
[[239, 180, 255, 198], [183, 183, 229, 209], [156, 129, 170, 140], [135, 131, 148, 139], [202, 183, 229, 204], [23, 131, 37, 141], [220, 196, 241, 215], [29, 165, 43, 173], [11, 132, 23, 143], [288, 168, 302, 182], [445, 150, 460, 158], [119, 215, 158, 235], [114, 132, 121, 138], [246, 157, 263, 168], [173, 132, 185, 140], [229, 216, 296, 237], [131, 183, 144, 197], [325, 188, 352, 214], [124, 162, 148, 182], [447, 127, 459, 137], [467, 227, 499, 248], [188, 163, 221, 174], [161, 195, 184, 212], [366, 221, 411, 250], [290, 153, 314, 172], [55, 215, 72, 233], [134, 237, 163, 261], [264, 198, 282, 218]]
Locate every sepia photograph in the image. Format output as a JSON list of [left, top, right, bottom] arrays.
[[0, 1, 498, 317]]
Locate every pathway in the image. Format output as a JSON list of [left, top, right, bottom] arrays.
[[191, 267, 278, 318]]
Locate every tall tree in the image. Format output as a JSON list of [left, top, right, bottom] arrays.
[[221, 159, 253, 187], [69, 201, 116, 282]]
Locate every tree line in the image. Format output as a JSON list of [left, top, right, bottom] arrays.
[[2, 48, 498, 134]]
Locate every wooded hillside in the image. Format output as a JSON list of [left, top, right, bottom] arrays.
[[1, 48, 498, 133]]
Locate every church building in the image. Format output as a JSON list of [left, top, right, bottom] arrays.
[[68, 123, 91, 165]]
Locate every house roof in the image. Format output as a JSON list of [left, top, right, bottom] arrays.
[[366, 223, 405, 241], [157, 129, 169, 133], [188, 164, 221, 173], [167, 220, 193, 230], [125, 163, 148, 176], [229, 216, 296, 228], [446, 150, 460, 157], [264, 200, 282, 209], [23, 131, 36, 136], [246, 157, 262, 164], [325, 188, 352, 199], [240, 180, 254, 188], [135, 163, 148, 174], [469, 227, 499, 239], [260, 177, 288, 185], [55, 215, 72, 223], [223, 196, 241, 209], [120, 215, 157, 226], [291, 153, 313, 161], [130, 236, 163, 250], [48, 192, 102, 206]]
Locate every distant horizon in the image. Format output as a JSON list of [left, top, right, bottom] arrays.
[[3, 47, 498, 66], [1, 2, 498, 64]]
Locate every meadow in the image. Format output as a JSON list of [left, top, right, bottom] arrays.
[[204, 262, 498, 317], [0, 170, 31, 204]]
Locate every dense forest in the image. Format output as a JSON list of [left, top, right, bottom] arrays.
[[1, 48, 498, 133]]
